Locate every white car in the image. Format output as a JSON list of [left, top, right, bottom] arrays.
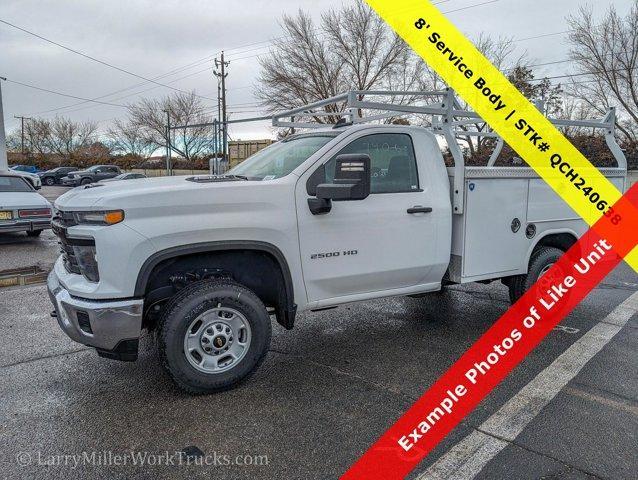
[[10, 169, 42, 189], [0, 171, 52, 236]]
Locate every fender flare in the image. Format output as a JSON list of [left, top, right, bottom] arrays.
[[134, 240, 297, 328]]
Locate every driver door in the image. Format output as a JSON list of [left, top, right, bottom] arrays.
[[295, 130, 440, 305]]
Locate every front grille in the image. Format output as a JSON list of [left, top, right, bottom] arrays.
[[52, 210, 88, 275]]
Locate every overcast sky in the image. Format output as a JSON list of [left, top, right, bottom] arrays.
[[0, 0, 634, 141]]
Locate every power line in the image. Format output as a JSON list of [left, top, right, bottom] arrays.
[[4, 78, 126, 107], [0, 18, 216, 102], [31, 57, 217, 116]]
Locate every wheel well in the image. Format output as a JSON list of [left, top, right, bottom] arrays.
[[534, 232, 578, 254], [139, 247, 296, 330], [504, 232, 578, 287]]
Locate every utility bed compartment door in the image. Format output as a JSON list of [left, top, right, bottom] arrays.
[[462, 178, 528, 278]]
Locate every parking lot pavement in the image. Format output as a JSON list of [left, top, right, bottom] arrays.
[[0, 259, 635, 478], [38, 185, 71, 204]]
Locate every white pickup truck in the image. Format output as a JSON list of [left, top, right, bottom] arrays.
[[47, 90, 628, 393]]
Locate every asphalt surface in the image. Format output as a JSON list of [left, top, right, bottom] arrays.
[[0, 186, 636, 479]]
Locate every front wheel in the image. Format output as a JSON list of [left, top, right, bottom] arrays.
[[44, 177, 55, 186], [507, 246, 563, 304], [80, 178, 92, 185], [158, 279, 272, 394]]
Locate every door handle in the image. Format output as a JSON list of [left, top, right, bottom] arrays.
[[407, 206, 433, 214]]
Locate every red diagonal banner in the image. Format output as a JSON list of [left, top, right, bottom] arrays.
[[342, 184, 638, 479]]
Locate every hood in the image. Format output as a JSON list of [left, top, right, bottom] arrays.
[[54, 175, 276, 211]]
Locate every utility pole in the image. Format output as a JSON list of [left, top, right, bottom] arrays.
[[0, 77, 8, 170], [214, 52, 229, 165], [163, 108, 172, 176], [14, 115, 31, 156]]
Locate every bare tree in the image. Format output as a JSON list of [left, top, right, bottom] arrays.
[[567, 3, 638, 144], [45, 117, 98, 161], [257, 1, 424, 122], [127, 91, 214, 161], [106, 119, 156, 159]]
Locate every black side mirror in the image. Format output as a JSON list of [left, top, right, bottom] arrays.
[[308, 154, 371, 215], [317, 154, 371, 201]]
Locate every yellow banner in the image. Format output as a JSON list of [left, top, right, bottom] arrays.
[[365, 0, 638, 270]]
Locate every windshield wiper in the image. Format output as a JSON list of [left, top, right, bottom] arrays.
[[222, 174, 249, 180]]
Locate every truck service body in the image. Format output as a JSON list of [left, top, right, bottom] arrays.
[[47, 90, 628, 393]]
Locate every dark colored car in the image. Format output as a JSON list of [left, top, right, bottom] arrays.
[[61, 165, 122, 186], [38, 166, 77, 186], [98, 173, 147, 183]]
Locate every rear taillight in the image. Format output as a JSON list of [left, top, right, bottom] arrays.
[[18, 208, 51, 218]]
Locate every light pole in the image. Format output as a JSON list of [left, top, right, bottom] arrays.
[[163, 108, 172, 176], [14, 115, 32, 156], [0, 77, 8, 170]]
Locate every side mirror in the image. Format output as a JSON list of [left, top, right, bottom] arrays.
[[317, 153, 371, 199], [308, 154, 371, 215]]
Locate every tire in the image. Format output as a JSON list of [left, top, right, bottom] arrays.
[[508, 246, 563, 304], [27, 230, 43, 237], [44, 177, 55, 186], [80, 178, 92, 185], [158, 279, 272, 394]]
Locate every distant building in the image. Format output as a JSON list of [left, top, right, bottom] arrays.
[[229, 139, 273, 167]]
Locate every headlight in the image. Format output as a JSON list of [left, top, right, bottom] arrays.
[[72, 245, 100, 282], [73, 210, 124, 225]]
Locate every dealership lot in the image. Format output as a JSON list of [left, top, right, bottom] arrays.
[[0, 187, 636, 479]]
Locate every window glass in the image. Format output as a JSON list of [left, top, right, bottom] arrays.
[[230, 134, 336, 180], [325, 133, 419, 193], [0, 176, 33, 192]]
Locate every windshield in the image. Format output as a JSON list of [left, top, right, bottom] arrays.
[[87, 166, 100, 172], [229, 134, 336, 180], [0, 176, 33, 192]]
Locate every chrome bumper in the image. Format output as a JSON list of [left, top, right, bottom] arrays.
[[47, 269, 144, 361], [0, 220, 50, 233]]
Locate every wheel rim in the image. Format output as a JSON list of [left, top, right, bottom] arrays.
[[538, 262, 554, 279], [46, 178, 54, 185], [183, 306, 252, 374]]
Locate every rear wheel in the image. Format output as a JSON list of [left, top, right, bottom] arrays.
[[508, 246, 563, 304], [27, 230, 43, 237], [158, 279, 271, 394]]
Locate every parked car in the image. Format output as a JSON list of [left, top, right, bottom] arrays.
[[0, 171, 52, 236], [61, 165, 121, 186], [98, 173, 147, 183], [11, 170, 42, 189], [38, 166, 77, 186], [10, 164, 39, 174], [46, 91, 628, 394]]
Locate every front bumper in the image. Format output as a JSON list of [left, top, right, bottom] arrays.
[[62, 178, 80, 186], [0, 219, 51, 233], [47, 268, 144, 361]]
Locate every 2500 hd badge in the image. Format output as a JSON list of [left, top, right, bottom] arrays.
[[311, 250, 358, 260]]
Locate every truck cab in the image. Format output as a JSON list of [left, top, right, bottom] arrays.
[[47, 90, 628, 394]]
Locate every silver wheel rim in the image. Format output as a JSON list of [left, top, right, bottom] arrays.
[[183, 306, 252, 374], [538, 262, 554, 279]]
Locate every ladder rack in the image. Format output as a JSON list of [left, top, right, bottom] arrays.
[[272, 89, 626, 214]]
